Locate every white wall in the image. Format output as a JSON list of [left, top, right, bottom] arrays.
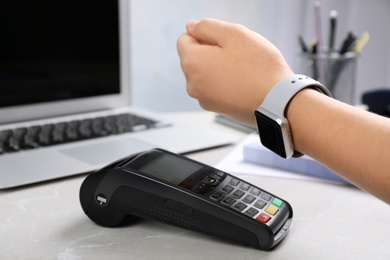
[[130, 0, 390, 111], [130, 0, 266, 111]]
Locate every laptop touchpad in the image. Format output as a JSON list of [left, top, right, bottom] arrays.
[[60, 137, 155, 165]]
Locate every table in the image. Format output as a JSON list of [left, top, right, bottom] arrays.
[[1, 112, 389, 259]]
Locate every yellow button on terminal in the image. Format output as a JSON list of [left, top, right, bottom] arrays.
[[265, 204, 279, 215]]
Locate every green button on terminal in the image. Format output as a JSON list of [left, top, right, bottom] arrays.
[[272, 198, 283, 207]]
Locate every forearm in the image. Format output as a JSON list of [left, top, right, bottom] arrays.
[[177, 18, 390, 204], [287, 89, 390, 204]]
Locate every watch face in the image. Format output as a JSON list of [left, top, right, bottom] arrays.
[[255, 110, 287, 158]]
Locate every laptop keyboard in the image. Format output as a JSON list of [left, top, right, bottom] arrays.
[[0, 113, 168, 155]]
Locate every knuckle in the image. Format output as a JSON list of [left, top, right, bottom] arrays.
[[185, 83, 198, 98]]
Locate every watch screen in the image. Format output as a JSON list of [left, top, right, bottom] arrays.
[[255, 111, 286, 158]]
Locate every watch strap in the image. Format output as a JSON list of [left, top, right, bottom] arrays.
[[260, 74, 332, 117], [256, 74, 332, 158]]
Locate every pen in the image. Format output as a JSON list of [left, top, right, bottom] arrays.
[[310, 39, 319, 80], [353, 31, 370, 53], [339, 32, 356, 55], [313, 1, 324, 81], [314, 1, 323, 54], [328, 10, 337, 53], [330, 32, 357, 92], [298, 35, 308, 53], [310, 39, 318, 54]]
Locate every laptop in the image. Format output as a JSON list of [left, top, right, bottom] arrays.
[[0, 0, 237, 189]]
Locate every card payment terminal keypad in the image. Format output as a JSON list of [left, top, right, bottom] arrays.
[[208, 175, 287, 225]]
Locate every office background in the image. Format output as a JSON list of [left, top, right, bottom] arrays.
[[130, 0, 390, 111]]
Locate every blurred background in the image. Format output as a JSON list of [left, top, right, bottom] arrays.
[[130, 0, 390, 111]]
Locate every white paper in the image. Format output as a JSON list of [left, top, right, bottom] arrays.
[[215, 133, 348, 184]]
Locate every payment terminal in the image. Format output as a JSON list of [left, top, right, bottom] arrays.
[[79, 148, 292, 250]]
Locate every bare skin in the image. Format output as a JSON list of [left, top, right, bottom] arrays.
[[177, 18, 390, 204]]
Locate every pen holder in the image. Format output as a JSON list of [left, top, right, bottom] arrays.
[[298, 52, 358, 104]]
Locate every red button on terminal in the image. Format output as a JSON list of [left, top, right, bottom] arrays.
[[256, 213, 271, 223]]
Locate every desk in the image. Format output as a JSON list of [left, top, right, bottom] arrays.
[[1, 112, 389, 259]]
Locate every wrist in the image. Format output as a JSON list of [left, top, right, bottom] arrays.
[[254, 74, 332, 158], [286, 88, 332, 155]]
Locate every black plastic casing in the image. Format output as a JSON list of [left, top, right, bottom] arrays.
[[79, 149, 293, 250]]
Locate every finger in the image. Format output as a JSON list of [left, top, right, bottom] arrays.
[[176, 33, 199, 59], [186, 18, 229, 46]]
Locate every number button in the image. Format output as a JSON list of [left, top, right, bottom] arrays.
[[221, 185, 234, 194], [229, 178, 240, 186], [243, 194, 256, 204], [261, 192, 271, 201], [221, 197, 235, 206], [233, 202, 247, 212], [250, 187, 261, 196], [244, 207, 259, 217], [254, 200, 267, 209], [232, 189, 245, 199], [239, 182, 250, 191], [210, 192, 224, 201]]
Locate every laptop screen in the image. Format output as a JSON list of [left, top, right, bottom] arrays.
[[0, 1, 120, 109]]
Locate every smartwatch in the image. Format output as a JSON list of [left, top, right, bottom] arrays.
[[254, 74, 332, 159]]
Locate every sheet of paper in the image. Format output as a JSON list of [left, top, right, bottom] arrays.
[[215, 134, 345, 184]]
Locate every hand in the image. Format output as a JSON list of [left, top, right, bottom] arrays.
[[177, 18, 293, 126]]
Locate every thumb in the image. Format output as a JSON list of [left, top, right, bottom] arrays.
[[186, 18, 228, 46]]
